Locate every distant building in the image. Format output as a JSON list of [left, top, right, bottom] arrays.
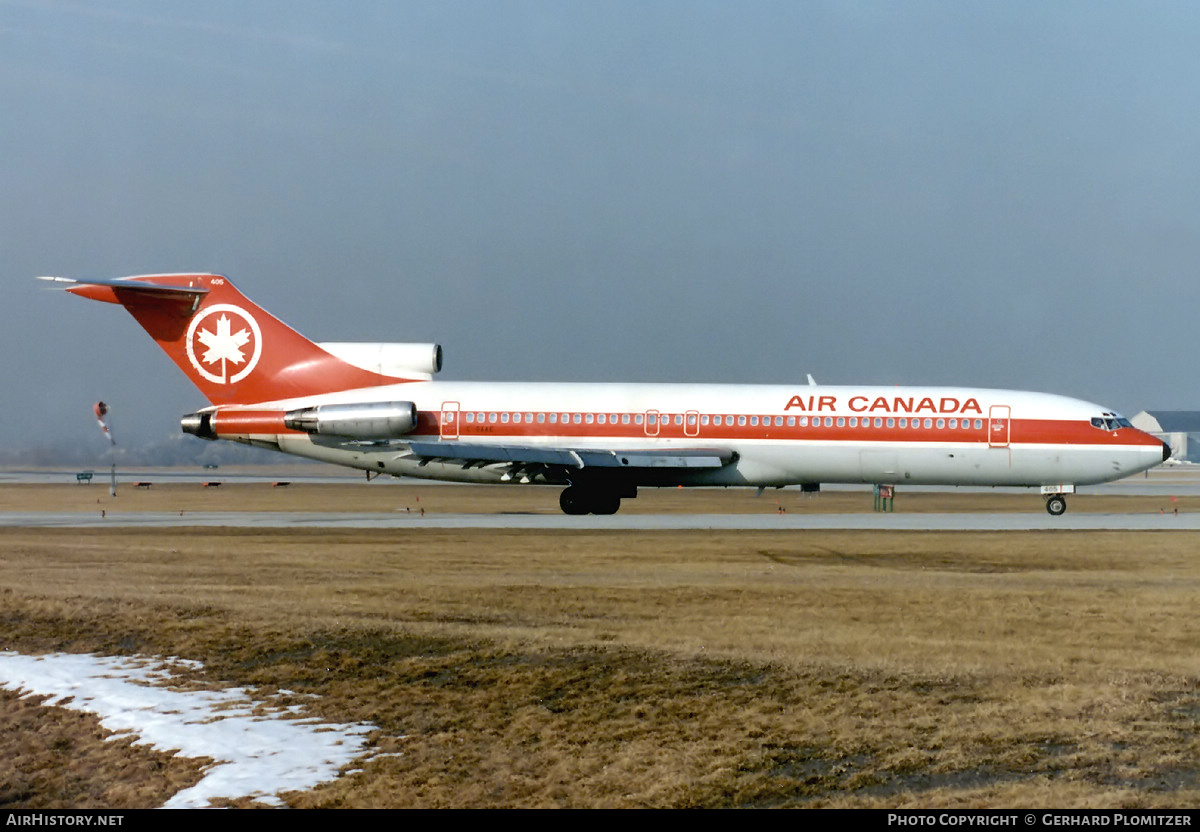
[[1131, 411, 1200, 463]]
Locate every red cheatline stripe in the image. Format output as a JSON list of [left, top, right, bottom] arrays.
[[404, 414, 1161, 448]]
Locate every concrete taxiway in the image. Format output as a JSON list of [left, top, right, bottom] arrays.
[[2, 510, 1196, 530]]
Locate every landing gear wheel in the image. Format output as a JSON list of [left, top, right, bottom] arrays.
[[591, 492, 621, 515], [1045, 495, 1067, 516], [559, 486, 622, 515], [559, 487, 589, 515]]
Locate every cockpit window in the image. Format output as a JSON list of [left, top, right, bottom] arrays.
[[1091, 416, 1133, 430]]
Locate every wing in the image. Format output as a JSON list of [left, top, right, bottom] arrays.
[[404, 440, 736, 482]]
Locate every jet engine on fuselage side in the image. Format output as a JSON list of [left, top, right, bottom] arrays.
[[283, 401, 419, 439], [182, 400, 422, 440]]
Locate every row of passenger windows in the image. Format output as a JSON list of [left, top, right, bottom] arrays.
[[457, 411, 985, 430]]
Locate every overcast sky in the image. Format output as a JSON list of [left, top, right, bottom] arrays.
[[4, 1, 1200, 455]]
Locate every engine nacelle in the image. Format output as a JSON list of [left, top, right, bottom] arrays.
[[283, 401, 419, 439], [181, 412, 216, 440], [317, 342, 442, 379]]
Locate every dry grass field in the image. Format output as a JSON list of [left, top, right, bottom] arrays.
[[2, 481, 1199, 807]]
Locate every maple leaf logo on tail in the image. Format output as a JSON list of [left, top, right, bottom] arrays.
[[185, 304, 263, 384], [198, 315, 250, 370]]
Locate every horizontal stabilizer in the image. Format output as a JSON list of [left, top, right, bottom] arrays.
[[39, 275, 210, 305]]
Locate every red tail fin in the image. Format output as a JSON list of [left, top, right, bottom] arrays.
[[55, 274, 415, 405]]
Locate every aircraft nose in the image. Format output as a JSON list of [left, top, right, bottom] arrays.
[[1163, 440, 1172, 463]]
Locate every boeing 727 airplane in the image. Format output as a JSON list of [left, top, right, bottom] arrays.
[[43, 273, 1169, 515]]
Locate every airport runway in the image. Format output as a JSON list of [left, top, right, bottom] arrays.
[[5, 466, 1200, 494], [3, 510, 1197, 530]]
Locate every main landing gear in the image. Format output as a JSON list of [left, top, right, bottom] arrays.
[[559, 485, 622, 515]]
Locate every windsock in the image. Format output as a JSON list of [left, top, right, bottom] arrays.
[[94, 401, 115, 445]]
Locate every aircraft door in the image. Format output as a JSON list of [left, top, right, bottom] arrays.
[[440, 401, 460, 440], [988, 405, 1010, 448], [644, 409, 660, 437], [685, 410, 700, 437]]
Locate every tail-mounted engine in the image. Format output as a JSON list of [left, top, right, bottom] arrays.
[[283, 401, 419, 439], [182, 401, 420, 440], [317, 343, 442, 379]]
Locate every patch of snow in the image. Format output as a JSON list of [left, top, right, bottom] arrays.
[[0, 652, 376, 808]]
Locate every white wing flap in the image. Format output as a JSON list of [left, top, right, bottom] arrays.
[[405, 441, 734, 470]]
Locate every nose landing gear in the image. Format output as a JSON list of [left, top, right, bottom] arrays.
[[1040, 484, 1074, 516]]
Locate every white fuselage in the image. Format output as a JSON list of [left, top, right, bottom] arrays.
[[211, 381, 1167, 490]]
